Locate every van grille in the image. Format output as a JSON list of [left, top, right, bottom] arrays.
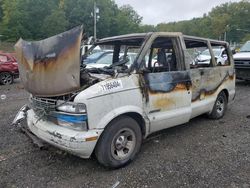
[[30, 97, 57, 112], [234, 59, 250, 69]]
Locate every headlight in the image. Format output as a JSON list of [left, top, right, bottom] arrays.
[[56, 101, 86, 114], [49, 101, 88, 131], [50, 111, 88, 131]]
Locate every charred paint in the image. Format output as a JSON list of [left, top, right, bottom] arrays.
[[70, 137, 77, 142], [144, 71, 191, 94], [138, 74, 149, 102], [50, 139, 68, 148], [191, 69, 235, 102], [15, 26, 83, 97], [47, 131, 62, 139], [140, 71, 191, 111], [31, 42, 80, 74], [229, 74, 235, 80]]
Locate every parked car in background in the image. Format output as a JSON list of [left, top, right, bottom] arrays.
[[84, 51, 137, 69], [83, 51, 113, 65], [0, 52, 19, 85], [192, 47, 227, 66], [233, 41, 250, 81]]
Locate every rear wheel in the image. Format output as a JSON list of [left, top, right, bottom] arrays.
[[95, 116, 142, 168], [208, 91, 227, 119], [0, 72, 13, 85]]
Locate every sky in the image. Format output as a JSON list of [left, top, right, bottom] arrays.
[[115, 0, 241, 25]]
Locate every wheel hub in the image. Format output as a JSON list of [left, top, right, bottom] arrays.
[[115, 135, 128, 150], [216, 97, 224, 113], [111, 128, 136, 161]]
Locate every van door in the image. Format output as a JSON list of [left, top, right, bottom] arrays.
[[140, 36, 192, 133], [183, 38, 233, 118]]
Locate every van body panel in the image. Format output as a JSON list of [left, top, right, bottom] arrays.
[[26, 109, 103, 158], [74, 74, 148, 133], [190, 66, 235, 118], [142, 70, 192, 133]]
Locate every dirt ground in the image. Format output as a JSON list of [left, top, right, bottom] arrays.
[[0, 79, 249, 188]]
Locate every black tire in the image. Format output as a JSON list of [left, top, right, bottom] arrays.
[[208, 91, 227, 119], [0, 72, 13, 85], [95, 116, 142, 168]]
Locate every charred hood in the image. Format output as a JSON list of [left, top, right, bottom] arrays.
[[15, 26, 83, 97]]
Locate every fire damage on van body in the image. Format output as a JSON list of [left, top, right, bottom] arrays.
[[12, 28, 235, 166]]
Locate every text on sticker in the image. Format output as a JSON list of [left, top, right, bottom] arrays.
[[100, 80, 123, 92]]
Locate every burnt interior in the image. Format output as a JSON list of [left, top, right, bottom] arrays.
[[142, 36, 184, 73], [80, 36, 145, 77]]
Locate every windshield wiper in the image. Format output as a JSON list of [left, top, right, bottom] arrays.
[[108, 57, 129, 68], [86, 67, 115, 76]]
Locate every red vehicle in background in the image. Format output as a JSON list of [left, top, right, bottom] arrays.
[[0, 51, 19, 85]]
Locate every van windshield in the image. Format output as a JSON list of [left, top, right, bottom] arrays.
[[81, 36, 145, 73], [240, 42, 250, 52]]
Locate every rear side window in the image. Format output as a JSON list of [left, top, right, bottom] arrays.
[[184, 39, 213, 69]]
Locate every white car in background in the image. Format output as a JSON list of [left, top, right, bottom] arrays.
[[86, 52, 137, 69], [194, 48, 227, 65]]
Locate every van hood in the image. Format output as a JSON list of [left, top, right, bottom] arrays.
[[15, 26, 83, 97], [233, 52, 250, 60]]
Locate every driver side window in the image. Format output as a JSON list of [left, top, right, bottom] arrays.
[[143, 37, 183, 73]]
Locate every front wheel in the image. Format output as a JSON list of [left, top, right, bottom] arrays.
[[95, 116, 142, 168], [208, 91, 227, 119]]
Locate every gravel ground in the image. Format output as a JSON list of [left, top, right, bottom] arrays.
[[0, 79, 249, 188]]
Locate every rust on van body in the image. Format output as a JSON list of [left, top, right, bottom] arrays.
[[153, 96, 176, 109]]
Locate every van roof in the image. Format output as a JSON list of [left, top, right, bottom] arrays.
[[96, 32, 228, 46]]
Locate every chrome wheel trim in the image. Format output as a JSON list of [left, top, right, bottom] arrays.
[[216, 96, 225, 115], [111, 128, 136, 161]]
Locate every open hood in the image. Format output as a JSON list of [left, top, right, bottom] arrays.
[[15, 26, 83, 97]]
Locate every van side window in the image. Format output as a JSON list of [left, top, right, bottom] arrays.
[[210, 43, 230, 66], [144, 37, 183, 72], [184, 39, 213, 69]]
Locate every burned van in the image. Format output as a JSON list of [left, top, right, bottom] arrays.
[[13, 27, 235, 168]]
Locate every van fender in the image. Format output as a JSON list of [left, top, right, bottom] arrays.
[[95, 105, 147, 131]]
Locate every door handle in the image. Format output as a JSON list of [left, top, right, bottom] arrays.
[[186, 81, 191, 91]]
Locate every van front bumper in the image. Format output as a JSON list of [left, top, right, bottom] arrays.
[[15, 108, 103, 158]]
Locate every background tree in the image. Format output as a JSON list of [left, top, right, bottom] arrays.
[[0, 0, 250, 44], [0, 0, 3, 22], [42, 9, 69, 37]]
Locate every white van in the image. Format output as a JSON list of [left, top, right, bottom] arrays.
[[233, 41, 250, 80], [13, 27, 235, 168]]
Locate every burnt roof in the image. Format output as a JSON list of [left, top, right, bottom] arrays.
[[96, 32, 228, 46]]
